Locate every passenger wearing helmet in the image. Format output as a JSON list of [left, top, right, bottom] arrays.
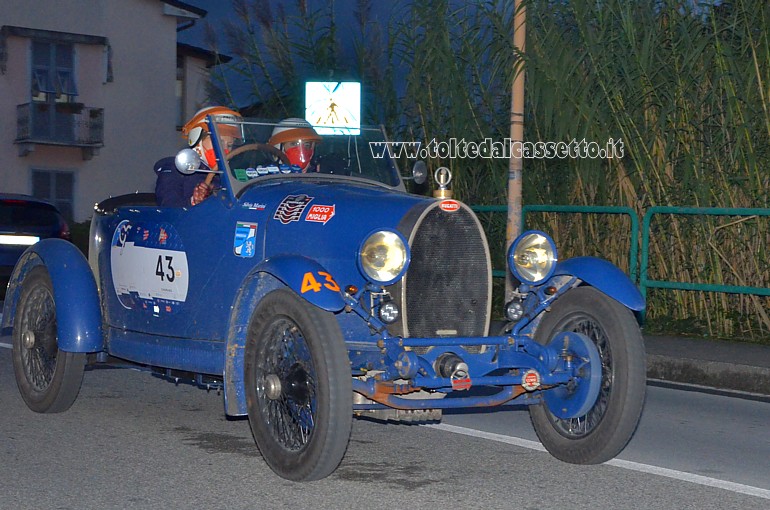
[[268, 118, 322, 172], [155, 106, 242, 207]]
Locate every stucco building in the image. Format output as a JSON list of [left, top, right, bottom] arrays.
[[1, 0, 222, 222]]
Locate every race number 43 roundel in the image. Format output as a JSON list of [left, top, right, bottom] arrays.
[[110, 220, 189, 313]]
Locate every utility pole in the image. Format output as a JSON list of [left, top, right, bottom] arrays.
[[506, 0, 526, 301]]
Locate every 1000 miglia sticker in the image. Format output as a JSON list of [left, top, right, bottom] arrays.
[[110, 220, 189, 314]]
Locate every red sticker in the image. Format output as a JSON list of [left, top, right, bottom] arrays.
[[451, 377, 472, 391], [305, 204, 336, 224], [439, 200, 460, 212], [522, 370, 541, 391]]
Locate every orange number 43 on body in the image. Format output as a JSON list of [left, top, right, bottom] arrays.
[[301, 271, 340, 293]]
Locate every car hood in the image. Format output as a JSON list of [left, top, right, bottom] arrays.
[[238, 179, 434, 286]]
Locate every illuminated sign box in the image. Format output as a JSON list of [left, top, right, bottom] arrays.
[[305, 81, 361, 135]]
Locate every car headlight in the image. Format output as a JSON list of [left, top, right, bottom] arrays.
[[358, 229, 410, 285], [508, 230, 557, 284]]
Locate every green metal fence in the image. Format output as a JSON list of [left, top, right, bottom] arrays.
[[471, 204, 770, 304], [640, 206, 770, 301]]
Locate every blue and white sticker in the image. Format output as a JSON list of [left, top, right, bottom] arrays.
[[110, 220, 189, 314], [234, 222, 258, 258]]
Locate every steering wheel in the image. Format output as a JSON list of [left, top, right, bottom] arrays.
[[227, 143, 290, 165]]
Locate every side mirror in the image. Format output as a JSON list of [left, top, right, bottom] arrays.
[[175, 149, 201, 175], [411, 160, 427, 185]]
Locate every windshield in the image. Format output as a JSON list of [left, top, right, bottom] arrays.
[[210, 118, 404, 197]]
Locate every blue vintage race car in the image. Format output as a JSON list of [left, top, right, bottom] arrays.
[[2, 116, 646, 481]]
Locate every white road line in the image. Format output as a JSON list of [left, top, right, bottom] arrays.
[[605, 458, 770, 500], [0, 342, 11, 349], [428, 423, 770, 501], [428, 423, 547, 452]]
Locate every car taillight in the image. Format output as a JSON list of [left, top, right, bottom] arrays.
[[59, 218, 71, 240]]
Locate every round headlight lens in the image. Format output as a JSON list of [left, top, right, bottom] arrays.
[[359, 230, 410, 284], [509, 231, 557, 284]]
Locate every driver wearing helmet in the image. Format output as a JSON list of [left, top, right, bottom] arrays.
[[155, 106, 242, 207], [268, 118, 322, 172]]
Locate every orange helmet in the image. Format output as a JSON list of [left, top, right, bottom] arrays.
[[268, 118, 322, 147], [182, 106, 242, 147]]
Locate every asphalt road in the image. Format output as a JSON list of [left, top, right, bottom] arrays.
[[1, 345, 768, 510]]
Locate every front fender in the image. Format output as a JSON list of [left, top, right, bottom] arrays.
[[256, 255, 346, 312], [554, 256, 645, 311], [1, 239, 103, 352]]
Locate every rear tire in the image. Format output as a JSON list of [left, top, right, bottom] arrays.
[[12, 266, 85, 413], [244, 288, 352, 481], [529, 286, 646, 464]]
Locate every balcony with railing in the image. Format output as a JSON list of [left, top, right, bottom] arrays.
[[15, 102, 104, 160]]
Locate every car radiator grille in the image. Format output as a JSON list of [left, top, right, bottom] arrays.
[[390, 201, 492, 354]]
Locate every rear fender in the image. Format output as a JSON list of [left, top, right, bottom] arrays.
[[1, 239, 103, 352], [553, 256, 645, 311]]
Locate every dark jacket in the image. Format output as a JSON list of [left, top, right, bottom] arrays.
[[154, 156, 220, 207]]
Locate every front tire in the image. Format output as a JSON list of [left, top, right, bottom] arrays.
[[12, 266, 86, 413], [529, 286, 646, 464], [244, 288, 352, 481]]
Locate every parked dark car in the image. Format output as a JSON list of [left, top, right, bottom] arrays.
[[2, 117, 646, 482], [0, 194, 69, 299]]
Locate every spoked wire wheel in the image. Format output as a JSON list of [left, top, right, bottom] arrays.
[[529, 286, 646, 464], [245, 288, 351, 481], [255, 317, 318, 451], [12, 266, 85, 413]]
